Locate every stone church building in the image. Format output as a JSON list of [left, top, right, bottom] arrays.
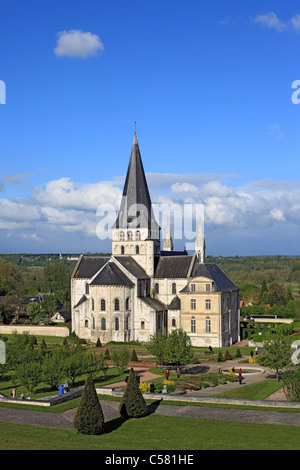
[[71, 133, 240, 347]]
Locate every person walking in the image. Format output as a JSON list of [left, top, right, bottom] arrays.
[[238, 368, 243, 385]]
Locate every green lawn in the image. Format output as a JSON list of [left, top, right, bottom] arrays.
[[0, 415, 300, 450], [213, 379, 283, 400]]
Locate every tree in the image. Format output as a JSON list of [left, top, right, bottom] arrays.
[[147, 329, 194, 367], [282, 366, 300, 402], [111, 347, 130, 373], [164, 329, 194, 366], [119, 368, 148, 419], [73, 374, 105, 435], [130, 349, 138, 362], [15, 360, 42, 393], [259, 333, 292, 381], [147, 332, 167, 367], [41, 349, 64, 390], [0, 259, 24, 296], [43, 263, 72, 307]]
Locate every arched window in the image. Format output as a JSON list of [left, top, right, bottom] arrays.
[[121, 246, 125, 254], [85, 319, 89, 328], [136, 245, 139, 254], [126, 297, 130, 310], [155, 283, 159, 294], [92, 316, 95, 330], [191, 316, 196, 333], [91, 298, 94, 310], [172, 318, 176, 327], [172, 283, 176, 294], [101, 317, 106, 331], [127, 231, 133, 240], [114, 298, 120, 311], [206, 317, 211, 333], [115, 317, 119, 331], [125, 316, 129, 330], [191, 299, 196, 310], [100, 299, 106, 311], [120, 231, 125, 240], [141, 321, 145, 330], [136, 230, 141, 240]]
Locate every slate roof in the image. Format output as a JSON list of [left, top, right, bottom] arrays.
[[113, 133, 159, 234], [74, 295, 87, 308], [115, 256, 149, 279], [154, 255, 194, 279], [190, 263, 239, 293], [168, 295, 181, 310], [73, 256, 109, 279], [90, 261, 134, 287], [140, 296, 167, 311]]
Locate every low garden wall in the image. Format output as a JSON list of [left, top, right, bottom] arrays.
[[0, 325, 69, 337]]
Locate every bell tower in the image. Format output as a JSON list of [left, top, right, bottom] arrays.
[[112, 132, 160, 276]]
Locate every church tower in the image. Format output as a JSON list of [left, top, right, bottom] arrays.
[[195, 217, 205, 263], [112, 132, 160, 276]]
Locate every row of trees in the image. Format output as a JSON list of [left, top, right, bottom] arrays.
[[1, 333, 108, 393]]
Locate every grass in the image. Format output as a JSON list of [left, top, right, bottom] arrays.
[[213, 379, 283, 400], [0, 415, 300, 450]]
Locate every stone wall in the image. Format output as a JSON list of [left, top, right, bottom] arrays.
[[0, 325, 69, 337]]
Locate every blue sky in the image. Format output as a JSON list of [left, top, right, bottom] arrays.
[[0, 0, 300, 255]]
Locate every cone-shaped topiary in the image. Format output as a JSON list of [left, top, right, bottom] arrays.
[[224, 350, 231, 361], [217, 350, 224, 362], [119, 368, 148, 419], [130, 349, 138, 362], [96, 338, 102, 348], [73, 374, 105, 435]]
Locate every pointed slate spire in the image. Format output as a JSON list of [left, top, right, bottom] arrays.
[[163, 217, 174, 252], [113, 133, 159, 238]]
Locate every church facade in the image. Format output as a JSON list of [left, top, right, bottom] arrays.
[[71, 134, 240, 347]]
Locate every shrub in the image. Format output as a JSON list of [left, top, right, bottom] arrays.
[[73, 374, 104, 435], [130, 349, 138, 362], [217, 351, 224, 362], [96, 338, 102, 348], [224, 350, 231, 361], [104, 348, 110, 360], [119, 368, 148, 419]]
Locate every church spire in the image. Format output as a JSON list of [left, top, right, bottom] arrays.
[[195, 217, 205, 263], [163, 217, 174, 252], [113, 132, 159, 238]]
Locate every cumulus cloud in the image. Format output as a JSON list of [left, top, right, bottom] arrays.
[[0, 173, 299, 254], [54, 30, 104, 58], [253, 12, 300, 33]]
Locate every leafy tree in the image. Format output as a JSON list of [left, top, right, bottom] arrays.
[[111, 347, 130, 373], [41, 349, 64, 390], [42, 263, 72, 307], [0, 259, 24, 296], [15, 360, 42, 393], [63, 346, 87, 386], [164, 328, 194, 366], [282, 366, 300, 402], [147, 332, 167, 366], [259, 333, 292, 381], [119, 368, 148, 419], [73, 374, 105, 435]]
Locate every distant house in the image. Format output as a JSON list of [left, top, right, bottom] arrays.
[[51, 305, 71, 323]]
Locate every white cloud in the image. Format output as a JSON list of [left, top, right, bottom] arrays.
[[0, 173, 299, 254], [253, 12, 287, 32], [266, 123, 284, 139], [253, 12, 300, 33], [54, 30, 104, 58]]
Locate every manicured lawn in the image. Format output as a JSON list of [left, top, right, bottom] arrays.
[[0, 415, 300, 450], [213, 380, 283, 400]]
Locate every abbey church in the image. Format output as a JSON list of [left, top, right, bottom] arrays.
[[71, 134, 240, 347]]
